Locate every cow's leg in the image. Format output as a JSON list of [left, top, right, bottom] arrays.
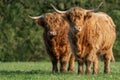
[[52, 59, 58, 73], [60, 60, 67, 73], [68, 54, 75, 72], [86, 49, 97, 74], [78, 58, 84, 74], [60, 56, 69, 73], [93, 55, 99, 74], [103, 49, 112, 74], [85, 60, 92, 74]]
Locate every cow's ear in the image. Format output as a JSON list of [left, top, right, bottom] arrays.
[[84, 12, 92, 21], [37, 17, 44, 26]]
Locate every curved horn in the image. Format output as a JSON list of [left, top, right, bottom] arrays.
[[28, 15, 43, 20], [50, 4, 67, 14], [94, 2, 103, 11], [86, 2, 103, 12]]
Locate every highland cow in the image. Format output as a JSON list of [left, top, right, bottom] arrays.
[[29, 12, 75, 73], [51, 4, 116, 74]]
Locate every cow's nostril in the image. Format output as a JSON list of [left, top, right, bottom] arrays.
[[78, 27, 81, 31], [50, 32, 53, 34], [74, 27, 76, 30]]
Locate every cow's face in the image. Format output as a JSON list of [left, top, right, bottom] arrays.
[[43, 13, 57, 37], [43, 13, 65, 38], [66, 7, 85, 32], [41, 20, 57, 38], [66, 7, 88, 33]]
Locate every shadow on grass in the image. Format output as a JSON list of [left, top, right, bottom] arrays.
[[0, 70, 119, 76], [0, 69, 53, 75], [0, 70, 75, 75]]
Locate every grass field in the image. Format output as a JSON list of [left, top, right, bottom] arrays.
[[0, 61, 120, 80]]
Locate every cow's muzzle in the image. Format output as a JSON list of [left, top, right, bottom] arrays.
[[73, 26, 82, 32], [47, 31, 57, 37]]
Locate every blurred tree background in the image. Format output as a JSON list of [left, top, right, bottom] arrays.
[[0, 0, 120, 62]]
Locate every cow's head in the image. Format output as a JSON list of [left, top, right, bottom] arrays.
[[51, 2, 103, 33], [29, 13, 66, 38], [66, 7, 93, 33]]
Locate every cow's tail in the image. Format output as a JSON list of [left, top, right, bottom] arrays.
[[111, 54, 115, 62]]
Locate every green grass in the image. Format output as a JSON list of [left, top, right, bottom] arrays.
[[0, 61, 120, 80]]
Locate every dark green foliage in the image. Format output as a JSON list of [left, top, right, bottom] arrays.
[[0, 0, 120, 61]]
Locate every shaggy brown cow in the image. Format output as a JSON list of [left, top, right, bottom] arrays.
[[29, 12, 75, 73], [51, 5, 116, 74]]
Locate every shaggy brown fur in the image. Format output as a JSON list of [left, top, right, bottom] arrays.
[[31, 12, 75, 73], [65, 7, 116, 74]]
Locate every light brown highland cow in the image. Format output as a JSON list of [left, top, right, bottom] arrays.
[[51, 4, 116, 74], [29, 12, 75, 73]]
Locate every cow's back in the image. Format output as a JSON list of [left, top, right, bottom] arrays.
[[84, 12, 116, 54]]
